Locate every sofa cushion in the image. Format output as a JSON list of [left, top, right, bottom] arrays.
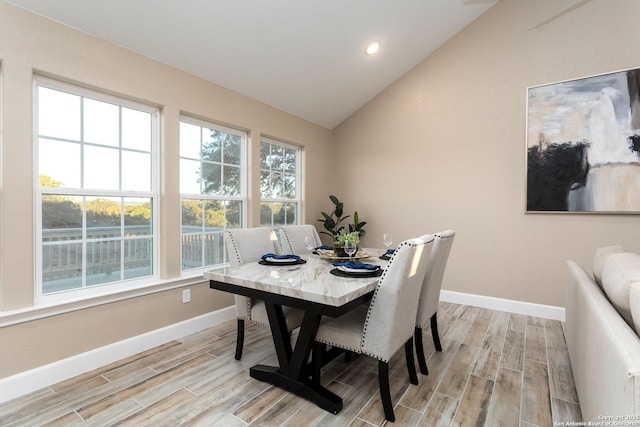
[[601, 252, 640, 328], [593, 245, 625, 289], [630, 286, 640, 336]]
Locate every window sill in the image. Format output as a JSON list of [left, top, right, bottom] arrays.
[[0, 272, 220, 328]]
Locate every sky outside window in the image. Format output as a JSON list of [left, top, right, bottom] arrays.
[[38, 85, 152, 191]]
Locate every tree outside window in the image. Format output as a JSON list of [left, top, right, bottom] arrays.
[[179, 118, 245, 271], [260, 138, 300, 226]]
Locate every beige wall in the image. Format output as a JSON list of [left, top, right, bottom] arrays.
[[334, 0, 640, 307], [4, 0, 640, 382], [0, 1, 333, 378]]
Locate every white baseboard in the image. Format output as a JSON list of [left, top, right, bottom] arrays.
[[440, 290, 565, 321], [0, 292, 565, 405], [0, 306, 236, 404]]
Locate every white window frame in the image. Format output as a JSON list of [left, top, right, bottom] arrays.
[[179, 115, 247, 273], [34, 76, 160, 303], [259, 136, 301, 227]]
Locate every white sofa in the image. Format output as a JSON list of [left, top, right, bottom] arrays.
[[565, 246, 640, 421]]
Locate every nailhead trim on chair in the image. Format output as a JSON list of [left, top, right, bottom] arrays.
[[314, 338, 360, 354], [226, 231, 243, 265], [245, 299, 255, 322], [318, 243, 409, 363], [360, 240, 411, 363], [361, 276, 385, 361], [226, 231, 256, 322], [227, 233, 252, 323], [280, 228, 294, 254]]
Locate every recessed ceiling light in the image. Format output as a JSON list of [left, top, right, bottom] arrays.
[[365, 41, 380, 56]]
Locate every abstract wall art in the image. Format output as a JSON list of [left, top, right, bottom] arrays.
[[526, 68, 640, 213]]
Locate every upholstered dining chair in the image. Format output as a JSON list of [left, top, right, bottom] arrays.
[[414, 229, 456, 375], [225, 227, 304, 360], [278, 224, 322, 255], [312, 235, 435, 422]]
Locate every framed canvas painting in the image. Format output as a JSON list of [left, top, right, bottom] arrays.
[[526, 68, 640, 213]]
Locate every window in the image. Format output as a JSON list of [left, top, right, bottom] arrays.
[[180, 117, 245, 271], [35, 78, 158, 297], [260, 138, 300, 226]]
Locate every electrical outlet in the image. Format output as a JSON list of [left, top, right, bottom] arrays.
[[182, 289, 191, 303]]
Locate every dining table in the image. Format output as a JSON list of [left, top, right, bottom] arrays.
[[204, 249, 388, 415]]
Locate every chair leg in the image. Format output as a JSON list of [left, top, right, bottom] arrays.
[[431, 313, 442, 352], [234, 319, 245, 361], [344, 350, 352, 362], [404, 338, 419, 385], [378, 360, 395, 422], [414, 326, 429, 375]]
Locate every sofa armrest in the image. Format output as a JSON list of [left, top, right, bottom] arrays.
[[565, 261, 640, 421]]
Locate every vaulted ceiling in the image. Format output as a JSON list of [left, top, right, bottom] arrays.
[[7, 0, 498, 128]]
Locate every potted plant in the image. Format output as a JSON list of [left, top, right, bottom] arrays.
[[317, 195, 366, 241], [333, 230, 360, 257]]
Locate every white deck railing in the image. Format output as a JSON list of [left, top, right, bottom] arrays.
[[41, 226, 226, 288]]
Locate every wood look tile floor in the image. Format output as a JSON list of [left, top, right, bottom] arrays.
[[0, 302, 582, 426]]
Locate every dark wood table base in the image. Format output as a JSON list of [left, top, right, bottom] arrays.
[[255, 303, 344, 413], [209, 279, 374, 415], [249, 365, 343, 414]]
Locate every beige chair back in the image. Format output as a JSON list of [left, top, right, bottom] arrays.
[[225, 227, 279, 319], [225, 227, 279, 267], [361, 235, 434, 362], [278, 225, 322, 255], [416, 230, 455, 328]]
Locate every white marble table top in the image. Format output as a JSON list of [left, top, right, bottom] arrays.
[[204, 249, 388, 307]]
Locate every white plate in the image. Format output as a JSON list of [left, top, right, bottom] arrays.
[[266, 257, 299, 263], [338, 265, 380, 274]]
